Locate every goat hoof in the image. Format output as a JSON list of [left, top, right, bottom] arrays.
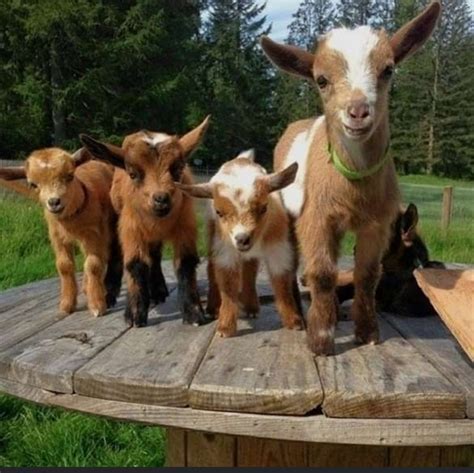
[[285, 315, 304, 330], [182, 303, 209, 326], [60, 301, 76, 315], [106, 293, 118, 308], [355, 327, 380, 345], [245, 311, 258, 319], [308, 334, 335, 356], [151, 284, 169, 305], [216, 326, 236, 338]]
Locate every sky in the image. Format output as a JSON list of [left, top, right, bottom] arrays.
[[264, 0, 474, 42]]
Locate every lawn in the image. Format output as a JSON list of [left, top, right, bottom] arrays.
[[0, 174, 472, 467]]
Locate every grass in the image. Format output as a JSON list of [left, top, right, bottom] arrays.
[[0, 174, 472, 466]]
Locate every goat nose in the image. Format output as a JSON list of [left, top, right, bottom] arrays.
[[153, 193, 170, 206], [348, 100, 370, 120], [48, 197, 61, 207], [235, 233, 251, 247]]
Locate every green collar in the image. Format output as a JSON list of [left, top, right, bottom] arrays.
[[328, 142, 391, 180]]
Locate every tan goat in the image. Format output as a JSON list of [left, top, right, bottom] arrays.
[[0, 148, 122, 316], [177, 150, 302, 337], [260, 2, 441, 354], [80, 117, 210, 327]]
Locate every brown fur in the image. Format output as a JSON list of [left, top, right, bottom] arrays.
[[261, 2, 441, 354], [0, 148, 122, 316], [80, 117, 210, 327], [177, 156, 302, 337]]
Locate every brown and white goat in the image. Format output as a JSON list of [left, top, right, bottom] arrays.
[[177, 150, 302, 337], [80, 117, 210, 327], [260, 2, 441, 354], [0, 148, 122, 316]]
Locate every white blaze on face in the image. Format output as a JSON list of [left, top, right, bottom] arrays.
[[326, 26, 380, 105], [281, 116, 324, 218], [142, 133, 171, 146]]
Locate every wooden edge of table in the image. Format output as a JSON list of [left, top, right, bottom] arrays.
[[1, 376, 472, 447]]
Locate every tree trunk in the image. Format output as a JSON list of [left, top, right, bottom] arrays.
[[50, 40, 66, 146], [427, 51, 439, 175]]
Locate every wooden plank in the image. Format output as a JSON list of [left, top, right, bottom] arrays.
[[440, 446, 474, 467], [187, 431, 236, 467], [308, 443, 387, 467], [0, 289, 58, 323], [384, 313, 474, 418], [189, 304, 322, 415], [317, 319, 465, 419], [0, 292, 65, 352], [389, 447, 440, 466], [0, 302, 129, 393], [237, 437, 307, 467], [415, 269, 474, 361], [166, 428, 187, 467], [0, 277, 58, 308], [1, 377, 473, 446], [74, 289, 216, 406]]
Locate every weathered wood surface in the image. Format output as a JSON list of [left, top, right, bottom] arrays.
[[415, 268, 474, 361], [383, 312, 474, 418], [317, 319, 465, 419], [189, 304, 322, 415], [74, 288, 216, 406], [2, 376, 473, 446]]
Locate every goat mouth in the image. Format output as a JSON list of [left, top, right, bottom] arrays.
[[153, 207, 171, 218], [47, 206, 65, 215], [343, 124, 372, 138]]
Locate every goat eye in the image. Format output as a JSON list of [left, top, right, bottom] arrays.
[[128, 169, 140, 181], [316, 75, 329, 89], [259, 204, 268, 215], [215, 209, 223, 218], [382, 65, 394, 79], [28, 182, 38, 189]]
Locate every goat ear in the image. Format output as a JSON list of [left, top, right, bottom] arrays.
[[237, 149, 256, 161], [180, 115, 210, 158], [390, 1, 441, 64], [260, 36, 315, 80], [175, 181, 214, 199], [79, 134, 126, 169], [402, 203, 419, 232], [0, 166, 27, 181], [266, 162, 298, 193], [71, 147, 93, 168]]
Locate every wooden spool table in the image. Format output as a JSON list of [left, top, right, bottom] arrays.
[[0, 261, 472, 468]]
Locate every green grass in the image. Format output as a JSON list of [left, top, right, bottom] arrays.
[[0, 175, 472, 466]]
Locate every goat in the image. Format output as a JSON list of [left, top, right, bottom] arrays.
[[176, 150, 302, 337], [80, 117, 210, 327], [337, 203, 445, 316], [0, 148, 122, 316], [260, 2, 441, 354]]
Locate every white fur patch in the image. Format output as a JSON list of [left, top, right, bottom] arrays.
[[212, 234, 239, 269], [264, 239, 293, 276], [280, 116, 324, 218], [36, 160, 56, 169], [326, 26, 379, 104], [142, 133, 171, 146]]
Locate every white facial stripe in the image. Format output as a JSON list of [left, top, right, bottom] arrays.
[[142, 133, 171, 146], [326, 26, 379, 104], [281, 116, 324, 218], [264, 240, 293, 276], [231, 223, 250, 240], [211, 160, 266, 210]]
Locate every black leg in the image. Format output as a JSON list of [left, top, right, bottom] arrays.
[[149, 243, 169, 305], [105, 232, 123, 308], [125, 258, 150, 327], [177, 253, 207, 325]]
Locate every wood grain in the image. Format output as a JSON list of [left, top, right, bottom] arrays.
[[189, 304, 322, 415], [74, 289, 216, 406], [389, 447, 440, 466], [237, 437, 307, 467], [309, 443, 388, 467], [1, 377, 473, 446], [440, 446, 474, 467], [383, 313, 474, 418], [317, 319, 465, 419], [414, 269, 474, 361], [187, 431, 236, 466], [0, 305, 129, 393], [166, 428, 187, 467]]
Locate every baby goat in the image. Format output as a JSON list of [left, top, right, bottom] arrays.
[[80, 117, 210, 327], [261, 2, 441, 354], [337, 203, 445, 316], [0, 148, 122, 316], [177, 151, 302, 337]]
